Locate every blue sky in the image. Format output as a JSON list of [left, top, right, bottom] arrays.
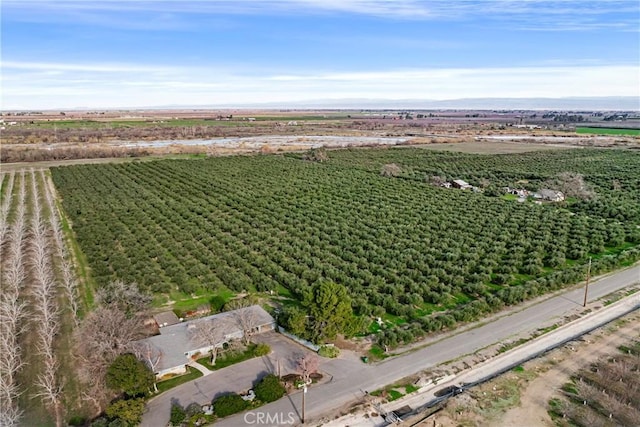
[[1, 0, 639, 109]]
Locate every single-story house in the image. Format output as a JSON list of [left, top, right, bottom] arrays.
[[135, 305, 276, 378], [505, 188, 528, 198], [452, 179, 472, 190]]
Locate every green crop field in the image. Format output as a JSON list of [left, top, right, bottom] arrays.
[[51, 148, 640, 345], [576, 126, 640, 136]]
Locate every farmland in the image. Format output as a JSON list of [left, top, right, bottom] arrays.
[[0, 169, 81, 426], [576, 126, 640, 136], [50, 147, 640, 344]]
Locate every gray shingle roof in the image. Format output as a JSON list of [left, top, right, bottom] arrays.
[[136, 305, 275, 373], [153, 311, 180, 328]]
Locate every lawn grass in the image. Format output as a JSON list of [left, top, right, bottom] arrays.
[[370, 382, 420, 402], [387, 389, 404, 401], [382, 312, 407, 326], [196, 344, 259, 371], [155, 288, 236, 313], [576, 127, 640, 136], [156, 366, 203, 393], [405, 384, 419, 394]]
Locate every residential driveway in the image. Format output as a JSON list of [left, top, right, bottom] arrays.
[[140, 332, 317, 427]]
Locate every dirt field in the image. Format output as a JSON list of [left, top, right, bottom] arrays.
[[425, 310, 640, 427]]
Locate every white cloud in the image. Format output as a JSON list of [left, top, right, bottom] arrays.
[[2, 61, 637, 109], [2, 0, 638, 29]]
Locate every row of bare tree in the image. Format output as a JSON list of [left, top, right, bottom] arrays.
[[28, 169, 65, 427], [41, 170, 80, 324], [0, 171, 28, 427], [558, 351, 640, 426], [0, 172, 16, 244]]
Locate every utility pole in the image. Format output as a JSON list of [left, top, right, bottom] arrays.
[[302, 384, 307, 423], [582, 257, 592, 307]]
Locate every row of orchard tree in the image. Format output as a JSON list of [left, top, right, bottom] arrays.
[[52, 150, 639, 325]]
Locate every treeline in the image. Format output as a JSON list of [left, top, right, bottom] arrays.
[[0, 145, 152, 163]]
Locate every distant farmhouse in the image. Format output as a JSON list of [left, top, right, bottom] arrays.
[[534, 189, 565, 202], [437, 180, 564, 203], [451, 179, 473, 190], [136, 305, 276, 378]]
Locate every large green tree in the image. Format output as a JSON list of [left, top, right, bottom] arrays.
[[106, 354, 155, 397], [281, 306, 308, 337], [304, 281, 355, 341]]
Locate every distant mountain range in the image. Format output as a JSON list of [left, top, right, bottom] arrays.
[[215, 96, 639, 111]]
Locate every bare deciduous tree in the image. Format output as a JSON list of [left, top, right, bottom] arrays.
[[0, 172, 26, 427], [428, 175, 447, 187], [189, 319, 231, 365], [297, 354, 320, 385], [41, 171, 81, 324], [131, 342, 163, 392], [544, 171, 595, 200], [381, 163, 402, 177], [28, 169, 64, 427], [302, 147, 328, 162], [95, 280, 152, 318], [74, 304, 148, 415], [224, 299, 261, 345]]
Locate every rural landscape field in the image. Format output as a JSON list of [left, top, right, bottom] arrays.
[[3, 1, 640, 426], [1, 117, 640, 426], [50, 148, 640, 342]]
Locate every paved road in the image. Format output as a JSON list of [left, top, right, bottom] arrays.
[[214, 264, 639, 427], [386, 292, 640, 416]]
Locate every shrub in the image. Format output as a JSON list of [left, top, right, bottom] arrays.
[[105, 398, 145, 427], [89, 418, 109, 427], [318, 345, 340, 358], [254, 374, 286, 403], [68, 416, 86, 426], [253, 343, 271, 356], [184, 402, 204, 418], [213, 393, 248, 418], [209, 295, 226, 312], [170, 403, 186, 425]]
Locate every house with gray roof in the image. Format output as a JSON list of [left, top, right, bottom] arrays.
[[136, 305, 275, 378], [153, 311, 180, 328]]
